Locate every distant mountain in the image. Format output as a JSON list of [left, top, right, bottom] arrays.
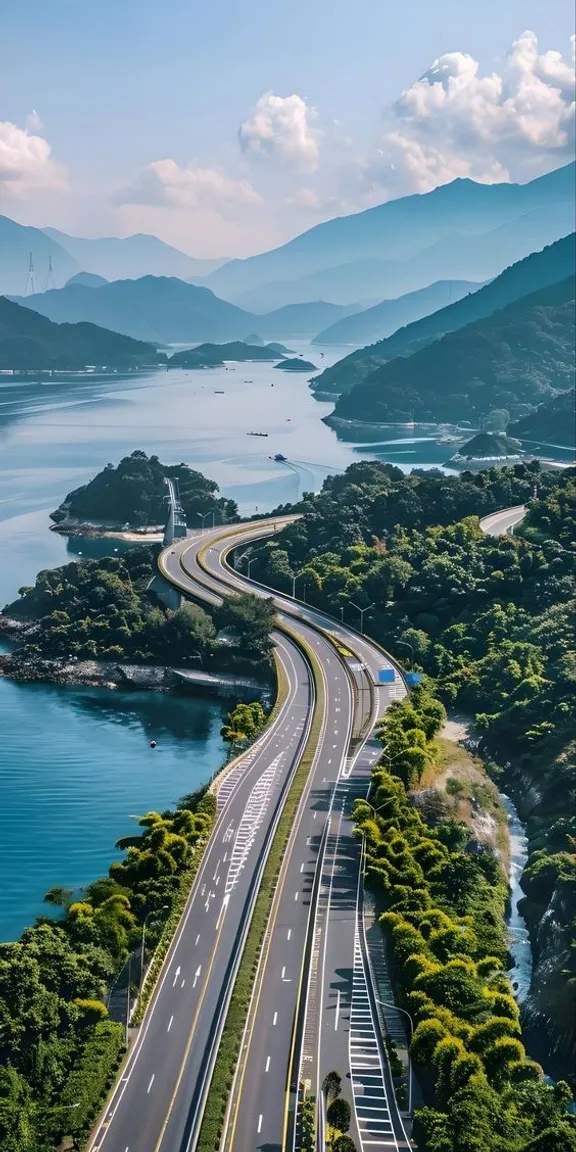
[[328, 277, 575, 429], [313, 234, 576, 396], [169, 342, 283, 368], [43, 227, 227, 281], [0, 296, 162, 370], [11, 276, 255, 345], [65, 272, 109, 288], [0, 216, 78, 296], [203, 162, 575, 306], [508, 388, 576, 448], [251, 301, 362, 340], [313, 280, 481, 345]]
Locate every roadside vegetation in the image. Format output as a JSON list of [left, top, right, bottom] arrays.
[[354, 689, 576, 1152], [246, 461, 576, 1090], [0, 788, 215, 1151]]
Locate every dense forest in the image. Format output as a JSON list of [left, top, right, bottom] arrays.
[[355, 689, 576, 1151], [311, 234, 576, 398], [329, 278, 575, 426], [0, 296, 163, 370], [2, 546, 275, 677], [50, 450, 238, 528], [243, 461, 576, 1088]]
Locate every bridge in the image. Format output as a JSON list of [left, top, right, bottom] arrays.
[[163, 476, 188, 545]]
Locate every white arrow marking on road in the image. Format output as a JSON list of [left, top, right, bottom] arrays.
[[193, 965, 202, 988], [172, 966, 181, 987]]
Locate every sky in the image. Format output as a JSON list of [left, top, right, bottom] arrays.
[[1, 0, 575, 257]]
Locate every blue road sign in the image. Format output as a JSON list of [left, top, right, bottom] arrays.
[[378, 669, 396, 683]]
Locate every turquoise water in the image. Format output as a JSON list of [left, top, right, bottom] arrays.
[[0, 675, 230, 941]]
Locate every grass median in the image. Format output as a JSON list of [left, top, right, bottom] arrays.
[[197, 626, 326, 1152]]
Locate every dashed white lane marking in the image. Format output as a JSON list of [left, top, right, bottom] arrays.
[[146, 1075, 155, 1094], [167, 1015, 173, 1032], [287, 928, 292, 940], [273, 1012, 278, 1025], [257, 1115, 263, 1133], [195, 934, 200, 946], [294, 891, 299, 901], [265, 1056, 270, 1072]]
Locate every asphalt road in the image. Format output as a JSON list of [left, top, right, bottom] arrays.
[[88, 616, 314, 1152], [173, 525, 409, 1151], [479, 504, 526, 535]]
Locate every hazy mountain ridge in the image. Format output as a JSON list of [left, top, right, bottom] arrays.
[[312, 234, 576, 396], [312, 279, 481, 345], [328, 276, 576, 428], [508, 388, 576, 448], [0, 296, 162, 370], [202, 162, 575, 306]]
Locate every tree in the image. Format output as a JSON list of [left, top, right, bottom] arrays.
[[322, 1069, 342, 1100], [332, 1137, 358, 1152], [327, 1096, 351, 1133]]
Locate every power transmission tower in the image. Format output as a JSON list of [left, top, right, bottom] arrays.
[[45, 254, 55, 291], [25, 252, 36, 295]]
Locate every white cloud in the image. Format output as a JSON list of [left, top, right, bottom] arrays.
[[0, 117, 68, 196], [374, 30, 575, 194], [239, 92, 319, 170], [116, 159, 263, 217]]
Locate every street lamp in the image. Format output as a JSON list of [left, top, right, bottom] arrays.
[[375, 996, 414, 1116], [246, 545, 268, 579], [349, 601, 375, 635], [291, 571, 307, 600], [395, 639, 414, 665], [197, 510, 215, 530]]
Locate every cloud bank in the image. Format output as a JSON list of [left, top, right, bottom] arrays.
[[0, 116, 68, 196], [117, 159, 262, 217], [239, 92, 319, 170]]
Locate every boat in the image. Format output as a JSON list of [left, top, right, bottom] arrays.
[[214, 390, 225, 394], [247, 431, 269, 437], [272, 453, 287, 462]]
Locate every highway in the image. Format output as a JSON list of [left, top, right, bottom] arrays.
[[168, 524, 410, 1151]]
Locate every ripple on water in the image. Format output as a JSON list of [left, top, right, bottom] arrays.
[[0, 677, 230, 941]]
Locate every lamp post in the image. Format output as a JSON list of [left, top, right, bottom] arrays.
[[246, 546, 268, 580], [375, 996, 414, 1116], [197, 510, 215, 530], [349, 601, 375, 635], [396, 639, 414, 665], [291, 571, 307, 600]]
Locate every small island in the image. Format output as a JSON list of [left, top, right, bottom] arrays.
[[274, 356, 317, 372], [50, 450, 238, 535], [169, 342, 284, 368], [448, 431, 524, 468]]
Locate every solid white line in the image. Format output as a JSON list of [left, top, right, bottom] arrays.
[[167, 1016, 173, 1032], [146, 1075, 155, 1094]]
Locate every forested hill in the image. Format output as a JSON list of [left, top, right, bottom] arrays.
[[312, 233, 576, 397], [329, 276, 575, 427], [0, 295, 162, 370], [50, 450, 238, 527], [508, 387, 576, 448]]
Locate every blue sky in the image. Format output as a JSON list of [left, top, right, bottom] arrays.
[[1, 0, 574, 255]]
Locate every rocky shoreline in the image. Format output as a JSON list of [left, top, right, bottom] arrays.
[[49, 517, 163, 541]]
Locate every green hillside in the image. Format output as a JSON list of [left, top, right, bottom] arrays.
[[0, 295, 161, 370]]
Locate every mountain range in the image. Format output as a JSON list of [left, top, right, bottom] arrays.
[[312, 279, 481, 345], [327, 276, 575, 429], [0, 216, 227, 297], [200, 162, 575, 309], [312, 234, 576, 396], [11, 277, 363, 346], [0, 296, 161, 370]]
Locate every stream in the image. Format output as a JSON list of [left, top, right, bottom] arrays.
[[501, 793, 533, 1003]]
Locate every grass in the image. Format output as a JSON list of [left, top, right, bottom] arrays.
[[196, 626, 326, 1152]]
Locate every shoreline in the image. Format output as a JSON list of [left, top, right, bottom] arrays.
[[49, 519, 164, 541]]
